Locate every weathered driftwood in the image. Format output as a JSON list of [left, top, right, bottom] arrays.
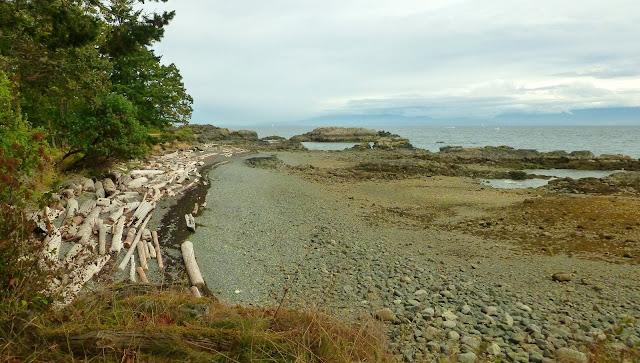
[[123, 201, 141, 213], [66, 198, 79, 218], [152, 231, 163, 270], [61, 189, 75, 199], [131, 170, 164, 177], [181, 241, 204, 288], [185, 213, 196, 232], [110, 216, 125, 253], [119, 239, 139, 271], [101, 200, 123, 214], [54, 254, 110, 307], [129, 255, 136, 282], [41, 231, 62, 269], [136, 239, 147, 270], [130, 201, 152, 227], [75, 206, 102, 246], [82, 178, 95, 193], [136, 267, 149, 283], [123, 227, 136, 249], [147, 242, 156, 258], [129, 213, 152, 270], [126, 176, 148, 189], [98, 220, 107, 255], [142, 228, 152, 241], [102, 178, 117, 196], [96, 197, 110, 207], [78, 199, 96, 217], [190, 286, 202, 298], [107, 207, 124, 224]]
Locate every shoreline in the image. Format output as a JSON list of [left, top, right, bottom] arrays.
[[185, 147, 640, 362]]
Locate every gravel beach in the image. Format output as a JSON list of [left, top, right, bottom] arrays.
[[188, 150, 640, 362]]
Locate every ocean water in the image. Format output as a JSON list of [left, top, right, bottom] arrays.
[[252, 125, 640, 158]]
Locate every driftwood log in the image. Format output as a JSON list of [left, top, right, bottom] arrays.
[[123, 228, 136, 249], [75, 207, 102, 246], [147, 242, 157, 258], [152, 231, 163, 270], [190, 286, 202, 298], [98, 220, 107, 255], [185, 213, 196, 232], [102, 178, 117, 196], [78, 200, 96, 218], [110, 216, 125, 253], [181, 241, 205, 288], [136, 267, 149, 283], [55, 254, 110, 307], [129, 255, 136, 282], [66, 198, 78, 218]]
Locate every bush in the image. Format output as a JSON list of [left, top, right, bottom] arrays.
[[0, 70, 51, 309], [62, 93, 149, 165]]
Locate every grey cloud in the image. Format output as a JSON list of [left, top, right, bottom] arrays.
[[151, 0, 640, 124]]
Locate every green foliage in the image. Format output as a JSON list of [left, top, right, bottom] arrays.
[[0, 71, 49, 205], [0, 0, 192, 165], [0, 71, 51, 312], [111, 48, 193, 129], [65, 94, 149, 162]]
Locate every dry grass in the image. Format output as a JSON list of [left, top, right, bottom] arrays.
[[0, 284, 393, 362]]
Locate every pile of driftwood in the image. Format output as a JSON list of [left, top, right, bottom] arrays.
[[34, 146, 244, 307]]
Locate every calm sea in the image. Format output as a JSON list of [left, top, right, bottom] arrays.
[[251, 125, 640, 158]]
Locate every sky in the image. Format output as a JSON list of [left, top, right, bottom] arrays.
[[150, 0, 640, 126]]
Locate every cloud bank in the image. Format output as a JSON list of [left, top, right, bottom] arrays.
[[151, 0, 640, 125]]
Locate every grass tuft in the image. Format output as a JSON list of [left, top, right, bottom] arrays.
[[0, 283, 393, 362]]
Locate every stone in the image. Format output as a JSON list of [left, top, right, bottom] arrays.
[[516, 302, 532, 313], [424, 326, 440, 340], [407, 299, 421, 307], [448, 331, 460, 340], [484, 306, 498, 315], [556, 347, 587, 363], [401, 276, 412, 283], [442, 310, 458, 321], [552, 273, 572, 282], [422, 307, 435, 318], [504, 312, 514, 327], [458, 352, 477, 363], [486, 343, 501, 355], [461, 304, 471, 314], [461, 335, 481, 349], [441, 290, 454, 298], [374, 308, 396, 322], [443, 320, 457, 328]]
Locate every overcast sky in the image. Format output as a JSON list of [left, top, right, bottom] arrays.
[[151, 0, 640, 125]]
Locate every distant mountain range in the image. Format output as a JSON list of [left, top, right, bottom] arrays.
[[249, 107, 640, 128]]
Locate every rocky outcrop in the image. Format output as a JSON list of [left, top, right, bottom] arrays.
[[290, 127, 398, 142], [176, 125, 258, 144], [438, 146, 640, 171], [546, 171, 640, 194], [257, 136, 307, 151]]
